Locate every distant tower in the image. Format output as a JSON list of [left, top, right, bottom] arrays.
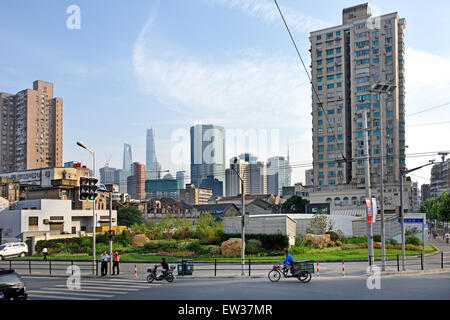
[[146, 128, 161, 180], [123, 144, 132, 170]]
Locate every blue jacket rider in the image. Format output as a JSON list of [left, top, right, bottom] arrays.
[[282, 250, 294, 269]]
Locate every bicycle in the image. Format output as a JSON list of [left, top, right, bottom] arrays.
[[268, 264, 312, 283]]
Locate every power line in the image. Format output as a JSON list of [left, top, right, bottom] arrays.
[[273, 0, 347, 163], [407, 101, 450, 118]]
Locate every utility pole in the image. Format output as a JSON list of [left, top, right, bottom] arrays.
[[231, 158, 246, 277], [363, 110, 374, 267]]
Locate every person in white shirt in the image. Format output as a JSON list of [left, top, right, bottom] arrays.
[[100, 251, 110, 276], [445, 232, 450, 245], [42, 248, 48, 261]]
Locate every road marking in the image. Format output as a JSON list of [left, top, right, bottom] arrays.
[[39, 287, 128, 294], [29, 294, 99, 300], [54, 284, 141, 291], [78, 281, 151, 288], [28, 290, 114, 298]]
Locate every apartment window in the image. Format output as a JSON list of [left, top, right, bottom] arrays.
[[326, 58, 334, 64], [326, 32, 333, 39], [336, 31, 341, 37], [337, 135, 343, 140], [317, 60, 323, 66], [327, 75, 335, 81], [373, 58, 379, 64], [336, 48, 341, 54], [386, 56, 393, 63], [373, 40, 379, 47], [356, 40, 369, 48], [385, 37, 392, 44], [336, 65, 342, 71], [29, 217, 38, 226], [356, 49, 370, 57], [317, 68, 323, 74], [356, 32, 369, 39], [317, 77, 323, 83], [326, 49, 334, 55], [355, 23, 366, 30], [317, 35, 322, 41], [327, 109, 335, 115], [356, 59, 370, 65], [336, 74, 342, 79], [336, 82, 342, 88], [318, 85, 323, 91], [327, 84, 334, 89], [373, 48, 379, 54], [317, 51, 322, 57], [327, 67, 334, 72]]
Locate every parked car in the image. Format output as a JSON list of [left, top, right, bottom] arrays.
[[0, 242, 28, 260], [0, 269, 28, 300]]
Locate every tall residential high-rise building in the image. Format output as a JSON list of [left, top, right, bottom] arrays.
[[0, 80, 63, 172], [127, 162, 145, 200], [190, 124, 225, 193], [115, 169, 130, 194], [122, 143, 132, 171], [310, 3, 406, 188], [420, 184, 431, 203], [99, 165, 116, 185], [267, 156, 290, 196], [430, 159, 449, 198], [146, 128, 161, 180]]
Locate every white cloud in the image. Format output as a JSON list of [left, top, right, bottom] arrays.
[[203, 0, 328, 32]]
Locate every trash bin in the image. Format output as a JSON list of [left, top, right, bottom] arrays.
[[183, 259, 194, 276], [177, 259, 184, 276]]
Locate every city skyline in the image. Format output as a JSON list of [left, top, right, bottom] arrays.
[[0, 1, 449, 187]]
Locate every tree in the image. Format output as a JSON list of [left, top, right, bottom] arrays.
[[282, 196, 309, 213], [195, 212, 222, 239], [118, 206, 144, 227], [309, 212, 333, 235], [438, 191, 450, 222]]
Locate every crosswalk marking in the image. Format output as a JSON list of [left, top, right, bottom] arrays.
[[39, 287, 129, 294], [29, 294, 99, 300], [53, 284, 141, 291], [79, 280, 150, 288], [29, 290, 114, 298]]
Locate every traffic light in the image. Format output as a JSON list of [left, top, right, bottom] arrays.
[[79, 177, 98, 201], [108, 229, 115, 239]]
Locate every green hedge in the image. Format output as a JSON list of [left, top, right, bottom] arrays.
[[220, 233, 289, 251]]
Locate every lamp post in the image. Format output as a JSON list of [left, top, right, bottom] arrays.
[[371, 83, 396, 271], [231, 158, 246, 277], [77, 141, 97, 275], [399, 159, 440, 270]]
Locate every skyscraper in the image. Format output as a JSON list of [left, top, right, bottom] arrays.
[[0, 80, 63, 172], [310, 3, 406, 188], [176, 171, 186, 190], [127, 162, 145, 201], [190, 124, 225, 193], [123, 143, 132, 171], [99, 165, 116, 185], [146, 128, 161, 180], [225, 154, 267, 196], [267, 156, 290, 196]]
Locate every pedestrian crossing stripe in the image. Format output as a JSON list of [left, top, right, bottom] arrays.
[[28, 290, 114, 298], [29, 294, 99, 300]]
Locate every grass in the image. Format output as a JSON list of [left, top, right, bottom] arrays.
[[12, 245, 438, 262]]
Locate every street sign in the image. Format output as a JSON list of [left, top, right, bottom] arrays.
[[365, 198, 373, 223], [424, 224, 429, 228], [398, 218, 424, 223]]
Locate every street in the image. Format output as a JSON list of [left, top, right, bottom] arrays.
[[22, 272, 450, 300]]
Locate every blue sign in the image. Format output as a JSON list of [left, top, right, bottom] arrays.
[[424, 224, 429, 228], [398, 218, 423, 223]]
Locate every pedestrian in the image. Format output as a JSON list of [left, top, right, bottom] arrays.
[[100, 250, 110, 277], [445, 232, 450, 245], [42, 248, 48, 261], [112, 250, 120, 275]]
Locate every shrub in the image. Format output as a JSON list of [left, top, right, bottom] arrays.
[[220, 233, 288, 251], [357, 242, 368, 248], [326, 231, 339, 242], [335, 240, 342, 247], [328, 241, 336, 247], [405, 244, 421, 251], [205, 237, 221, 245], [373, 235, 381, 243], [207, 245, 221, 256], [389, 239, 399, 245], [347, 236, 368, 244], [185, 241, 202, 253], [116, 230, 131, 247], [295, 235, 307, 247], [245, 239, 262, 255], [143, 240, 178, 252], [290, 246, 307, 255], [342, 244, 359, 250], [406, 236, 421, 246]]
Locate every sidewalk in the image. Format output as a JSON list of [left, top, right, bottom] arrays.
[[429, 235, 450, 253]]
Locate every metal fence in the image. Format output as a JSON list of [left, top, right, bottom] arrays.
[[1, 252, 448, 278]]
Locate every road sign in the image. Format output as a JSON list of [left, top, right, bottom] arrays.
[[398, 218, 424, 223], [365, 198, 372, 223]]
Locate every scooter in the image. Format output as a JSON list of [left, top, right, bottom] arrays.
[[146, 265, 175, 283]]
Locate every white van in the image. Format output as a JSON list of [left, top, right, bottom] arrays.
[[0, 242, 28, 260]]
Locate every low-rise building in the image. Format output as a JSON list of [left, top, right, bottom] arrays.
[[223, 214, 296, 246], [0, 199, 117, 244], [179, 184, 212, 205]]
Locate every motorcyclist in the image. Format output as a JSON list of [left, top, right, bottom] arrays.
[[154, 257, 169, 279], [280, 249, 294, 273]]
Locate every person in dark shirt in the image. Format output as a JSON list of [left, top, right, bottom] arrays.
[[155, 258, 169, 279]]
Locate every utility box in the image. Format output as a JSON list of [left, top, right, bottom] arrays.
[[177, 259, 194, 276]]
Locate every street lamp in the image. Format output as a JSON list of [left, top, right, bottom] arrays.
[[399, 159, 438, 271], [371, 83, 396, 271], [231, 158, 246, 277], [77, 141, 97, 275]]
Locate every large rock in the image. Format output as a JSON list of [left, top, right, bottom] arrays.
[[221, 238, 242, 256], [304, 234, 331, 248], [131, 234, 150, 247]]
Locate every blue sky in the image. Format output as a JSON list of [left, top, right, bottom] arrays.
[[1, 0, 450, 186]]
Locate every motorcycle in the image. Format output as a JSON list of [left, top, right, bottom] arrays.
[[146, 265, 175, 283]]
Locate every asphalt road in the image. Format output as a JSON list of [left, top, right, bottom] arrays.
[[22, 272, 450, 301]]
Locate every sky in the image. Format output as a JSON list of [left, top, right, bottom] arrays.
[[0, 0, 449, 187]]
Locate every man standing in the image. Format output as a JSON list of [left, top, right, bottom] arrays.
[[445, 232, 450, 245], [42, 248, 48, 261], [112, 250, 120, 275], [100, 250, 110, 277]]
